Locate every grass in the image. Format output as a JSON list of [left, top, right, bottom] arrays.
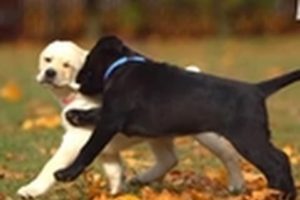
[[1, 34, 300, 199]]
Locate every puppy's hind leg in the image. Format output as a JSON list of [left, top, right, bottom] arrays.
[[130, 138, 177, 184], [194, 132, 245, 194], [227, 128, 296, 200]]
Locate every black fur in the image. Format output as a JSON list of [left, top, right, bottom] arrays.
[[66, 108, 100, 127], [55, 36, 300, 199]]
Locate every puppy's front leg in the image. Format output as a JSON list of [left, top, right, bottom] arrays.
[[17, 130, 91, 199], [66, 108, 100, 127], [130, 138, 177, 184], [55, 109, 119, 182]]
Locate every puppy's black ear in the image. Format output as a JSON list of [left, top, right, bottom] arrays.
[[96, 35, 123, 51]]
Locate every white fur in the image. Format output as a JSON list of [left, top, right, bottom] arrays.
[[186, 65, 201, 73], [17, 41, 244, 199]]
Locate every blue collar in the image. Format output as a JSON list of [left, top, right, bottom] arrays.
[[103, 56, 146, 81]]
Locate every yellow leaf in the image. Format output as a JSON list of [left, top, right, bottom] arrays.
[[186, 189, 214, 200], [35, 115, 61, 128], [250, 188, 282, 200], [21, 114, 61, 131], [115, 194, 140, 200], [0, 81, 22, 102], [34, 116, 49, 127], [243, 170, 266, 191], [204, 168, 228, 187], [44, 115, 61, 128], [282, 145, 294, 157], [154, 189, 181, 200], [21, 119, 34, 130], [291, 156, 300, 165]]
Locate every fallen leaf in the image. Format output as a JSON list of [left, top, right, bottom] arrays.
[[0, 81, 22, 102], [84, 170, 107, 199], [282, 145, 300, 165], [153, 189, 181, 200], [0, 165, 25, 180], [282, 145, 294, 157], [21, 114, 61, 130], [21, 119, 34, 130], [204, 168, 228, 188], [248, 188, 282, 200], [115, 194, 140, 200]]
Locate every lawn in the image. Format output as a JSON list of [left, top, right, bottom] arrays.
[[0, 35, 300, 200]]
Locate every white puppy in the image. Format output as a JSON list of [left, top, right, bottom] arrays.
[[17, 41, 244, 199]]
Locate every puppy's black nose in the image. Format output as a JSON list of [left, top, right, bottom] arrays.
[[45, 68, 57, 78]]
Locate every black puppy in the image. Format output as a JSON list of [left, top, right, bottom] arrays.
[[55, 36, 300, 199]]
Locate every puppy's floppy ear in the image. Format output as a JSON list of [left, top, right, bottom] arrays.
[[96, 35, 123, 51], [95, 35, 137, 56]]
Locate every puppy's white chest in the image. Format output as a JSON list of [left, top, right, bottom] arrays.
[[61, 94, 100, 129]]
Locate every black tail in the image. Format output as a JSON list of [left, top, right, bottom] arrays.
[[256, 70, 300, 97]]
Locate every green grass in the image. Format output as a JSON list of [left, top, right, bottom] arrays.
[[1, 34, 300, 199]]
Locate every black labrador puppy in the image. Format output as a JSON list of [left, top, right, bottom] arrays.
[[55, 36, 300, 199]]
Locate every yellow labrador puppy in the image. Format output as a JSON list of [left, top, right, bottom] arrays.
[[17, 41, 244, 199]]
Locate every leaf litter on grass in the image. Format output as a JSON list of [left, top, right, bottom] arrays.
[[86, 143, 300, 200], [85, 162, 285, 200], [20, 100, 61, 131]]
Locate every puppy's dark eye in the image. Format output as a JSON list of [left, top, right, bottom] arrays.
[[63, 62, 70, 68], [45, 57, 52, 63]]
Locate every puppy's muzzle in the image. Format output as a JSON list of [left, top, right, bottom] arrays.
[[45, 68, 57, 79], [42, 68, 57, 84]]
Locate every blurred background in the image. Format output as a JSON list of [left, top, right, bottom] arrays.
[[0, 1, 300, 199], [0, 0, 299, 41]]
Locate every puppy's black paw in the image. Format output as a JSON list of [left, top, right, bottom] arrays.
[[54, 165, 84, 182], [123, 178, 144, 194], [127, 178, 143, 186], [66, 109, 88, 126]]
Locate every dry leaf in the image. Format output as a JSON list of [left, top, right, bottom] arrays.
[[154, 189, 181, 200], [282, 145, 294, 157], [282, 145, 300, 165], [0, 165, 25, 180], [0, 81, 22, 102], [115, 194, 140, 200], [248, 188, 282, 200], [21, 114, 61, 131], [204, 168, 227, 181], [21, 119, 35, 130]]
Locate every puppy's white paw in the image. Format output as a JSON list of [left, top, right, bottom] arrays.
[[17, 184, 47, 199], [109, 184, 123, 196]]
